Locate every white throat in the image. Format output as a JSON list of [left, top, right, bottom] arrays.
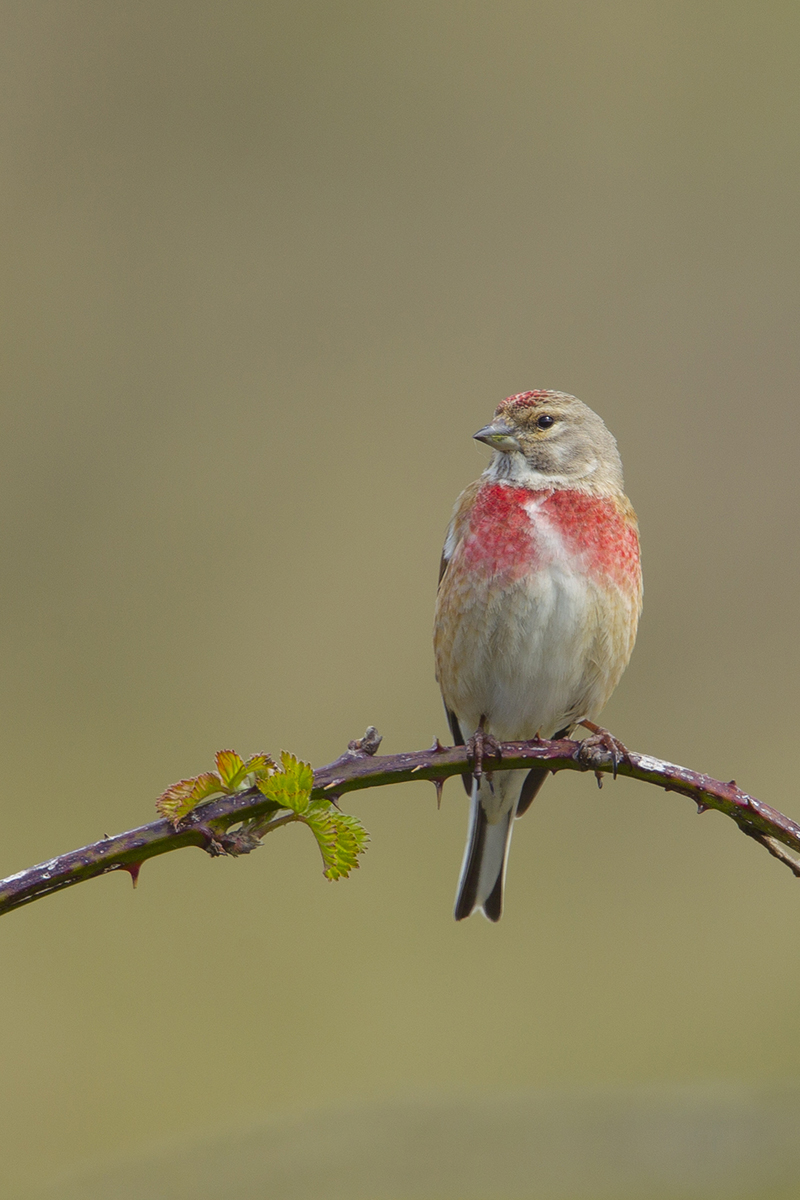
[[485, 450, 600, 491]]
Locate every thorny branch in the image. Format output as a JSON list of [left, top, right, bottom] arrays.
[[1, 728, 799, 918]]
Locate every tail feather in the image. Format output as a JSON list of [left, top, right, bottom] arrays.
[[454, 767, 549, 921], [454, 778, 516, 922], [482, 855, 506, 922]]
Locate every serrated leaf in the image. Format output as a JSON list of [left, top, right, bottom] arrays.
[[256, 752, 314, 814], [279, 750, 314, 788], [243, 753, 276, 785], [156, 747, 368, 882], [302, 801, 369, 880], [156, 748, 279, 827], [215, 749, 252, 792], [244, 752, 274, 774], [156, 771, 224, 824]]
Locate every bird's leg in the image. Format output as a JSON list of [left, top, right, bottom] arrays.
[[467, 715, 501, 783], [577, 720, 630, 780]]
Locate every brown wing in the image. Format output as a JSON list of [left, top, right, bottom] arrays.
[[436, 479, 483, 794], [437, 477, 481, 590]]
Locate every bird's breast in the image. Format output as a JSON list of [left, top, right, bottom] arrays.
[[435, 480, 642, 740], [459, 482, 541, 580], [458, 481, 639, 590]]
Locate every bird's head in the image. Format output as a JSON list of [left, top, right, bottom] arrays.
[[474, 390, 624, 492]]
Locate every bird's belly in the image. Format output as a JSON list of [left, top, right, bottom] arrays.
[[436, 560, 614, 742]]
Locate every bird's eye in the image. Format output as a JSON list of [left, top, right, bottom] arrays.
[[536, 414, 555, 430]]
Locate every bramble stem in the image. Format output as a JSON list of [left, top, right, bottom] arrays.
[[0, 732, 798, 917]]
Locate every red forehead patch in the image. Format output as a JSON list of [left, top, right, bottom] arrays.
[[496, 390, 554, 413]]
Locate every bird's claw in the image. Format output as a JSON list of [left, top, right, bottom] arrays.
[[577, 721, 629, 780], [467, 721, 501, 783]]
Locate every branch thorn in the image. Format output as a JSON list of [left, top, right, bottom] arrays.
[[121, 861, 143, 887]]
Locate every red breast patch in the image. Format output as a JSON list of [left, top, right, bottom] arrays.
[[461, 483, 639, 589], [461, 483, 537, 579], [543, 490, 640, 589]]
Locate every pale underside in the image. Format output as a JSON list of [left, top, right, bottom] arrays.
[[436, 559, 637, 738], [434, 511, 639, 824]]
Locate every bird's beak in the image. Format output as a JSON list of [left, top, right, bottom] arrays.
[[473, 420, 521, 453]]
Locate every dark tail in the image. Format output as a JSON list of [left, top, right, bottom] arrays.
[[454, 768, 549, 921]]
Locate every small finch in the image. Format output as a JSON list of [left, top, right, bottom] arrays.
[[434, 390, 642, 921]]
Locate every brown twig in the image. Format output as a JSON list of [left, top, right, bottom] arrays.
[[0, 731, 797, 917]]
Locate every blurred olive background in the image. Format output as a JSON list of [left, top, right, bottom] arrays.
[[2, 1, 800, 1196]]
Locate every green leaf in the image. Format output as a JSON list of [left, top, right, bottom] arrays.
[[156, 749, 277, 827], [256, 751, 314, 814], [215, 749, 247, 791], [302, 801, 369, 881], [156, 772, 224, 825], [156, 748, 368, 879], [243, 753, 275, 779]]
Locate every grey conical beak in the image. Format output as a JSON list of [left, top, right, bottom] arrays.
[[473, 420, 521, 452]]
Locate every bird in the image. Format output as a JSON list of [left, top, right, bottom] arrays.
[[433, 390, 642, 921]]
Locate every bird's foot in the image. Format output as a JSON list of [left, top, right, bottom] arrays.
[[467, 718, 501, 783], [577, 720, 629, 780]]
